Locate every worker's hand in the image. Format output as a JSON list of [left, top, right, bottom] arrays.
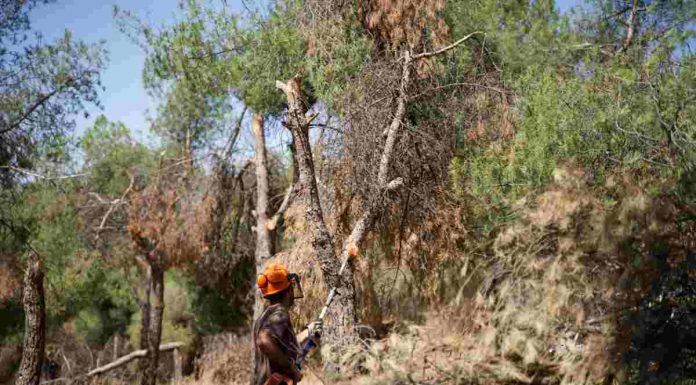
[[291, 362, 303, 383], [307, 320, 323, 340]]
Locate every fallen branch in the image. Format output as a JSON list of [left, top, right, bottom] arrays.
[[87, 342, 184, 377]]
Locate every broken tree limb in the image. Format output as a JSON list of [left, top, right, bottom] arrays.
[[86, 342, 184, 377]]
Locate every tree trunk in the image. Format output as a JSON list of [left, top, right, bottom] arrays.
[[142, 266, 164, 385], [16, 251, 45, 385], [276, 77, 357, 343], [252, 112, 273, 319], [250, 112, 272, 385], [172, 348, 182, 384], [137, 264, 152, 376], [113, 334, 119, 361]]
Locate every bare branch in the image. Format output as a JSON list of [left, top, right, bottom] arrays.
[[0, 166, 87, 180], [221, 106, 247, 161], [620, 0, 639, 51], [95, 174, 135, 240], [266, 182, 298, 231], [87, 342, 184, 377], [412, 31, 483, 60], [0, 80, 72, 135], [377, 50, 412, 186]]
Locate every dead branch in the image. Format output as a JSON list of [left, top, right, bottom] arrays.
[[412, 31, 483, 60], [0, 166, 87, 180], [221, 106, 247, 161], [621, 0, 640, 51], [266, 182, 298, 231], [70, 342, 184, 377], [95, 174, 135, 240]]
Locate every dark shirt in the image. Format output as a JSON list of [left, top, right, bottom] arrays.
[[253, 304, 300, 385]]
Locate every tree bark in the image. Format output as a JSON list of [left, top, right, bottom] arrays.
[[250, 112, 272, 385], [252, 113, 273, 317], [250, 113, 300, 385], [172, 347, 182, 384], [276, 77, 358, 343], [137, 262, 152, 376], [141, 266, 164, 385], [16, 251, 45, 385], [113, 334, 119, 361]]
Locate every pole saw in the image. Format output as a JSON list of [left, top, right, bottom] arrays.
[[295, 243, 359, 369]]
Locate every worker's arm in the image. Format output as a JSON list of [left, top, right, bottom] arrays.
[[296, 328, 309, 346], [296, 321, 322, 347], [257, 329, 302, 382]]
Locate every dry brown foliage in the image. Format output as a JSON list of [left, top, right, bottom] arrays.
[[0, 257, 20, 302], [126, 164, 212, 270], [356, 0, 449, 52]]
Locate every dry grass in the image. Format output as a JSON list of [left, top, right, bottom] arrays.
[[271, 166, 691, 385], [183, 166, 692, 385], [181, 334, 251, 385]]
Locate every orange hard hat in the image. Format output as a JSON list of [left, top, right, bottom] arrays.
[[257, 263, 290, 297]]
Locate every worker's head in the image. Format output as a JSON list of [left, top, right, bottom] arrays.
[[256, 262, 304, 307]]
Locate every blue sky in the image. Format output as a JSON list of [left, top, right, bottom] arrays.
[[30, 0, 581, 146], [31, 0, 183, 144]]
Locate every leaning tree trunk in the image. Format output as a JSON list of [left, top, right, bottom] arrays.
[[142, 265, 164, 385], [16, 251, 45, 385], [276, 77, 358, 344]]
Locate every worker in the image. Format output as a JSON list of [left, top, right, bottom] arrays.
[[253, 262, 322, 385]]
